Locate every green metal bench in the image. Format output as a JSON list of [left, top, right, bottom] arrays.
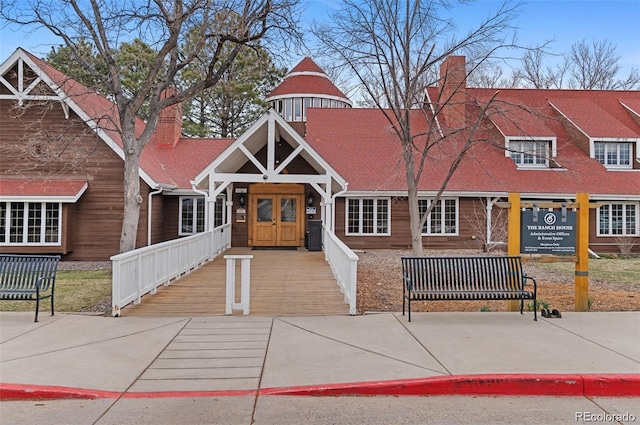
[[0, 254, 61, 322], [401, 256, 537, 322]]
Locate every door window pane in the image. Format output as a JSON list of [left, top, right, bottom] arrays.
[[281, 198, 296, 222], [257, 199, 273, 222]]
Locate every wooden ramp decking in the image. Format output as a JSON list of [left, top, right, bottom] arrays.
[[121, 247, 350, 317]]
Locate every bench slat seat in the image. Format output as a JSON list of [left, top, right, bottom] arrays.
[[402, 256, 536, 322], [0, 254, 61, 322]]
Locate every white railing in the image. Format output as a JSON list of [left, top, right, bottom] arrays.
[[323, 225, 359, 315], [110, 224, 231, 316]]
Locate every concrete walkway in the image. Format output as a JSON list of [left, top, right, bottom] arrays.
[[2, 311, 639, 398], [2, 311, 639, 424]]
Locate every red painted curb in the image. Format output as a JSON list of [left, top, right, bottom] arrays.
[[261, 374, 640, 397], [583, 375, 640, 397], [0, 384, 120, 400], [2, 374, 639, 400]]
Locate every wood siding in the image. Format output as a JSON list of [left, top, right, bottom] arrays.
[[1, 99, 151, 260], [334, 196, 639, 253]]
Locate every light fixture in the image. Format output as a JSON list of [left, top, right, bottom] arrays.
[[238, 194, 246, 207], [307, 193, 315, 206]]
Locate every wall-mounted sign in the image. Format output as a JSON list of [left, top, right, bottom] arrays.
[[236, 207, 246, 223], [235, 188, 247, 194], [306, 207, 316, 215], [521, 210, 576, 254]]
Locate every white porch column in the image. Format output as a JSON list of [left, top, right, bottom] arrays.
[[225, 186, 234, 228]]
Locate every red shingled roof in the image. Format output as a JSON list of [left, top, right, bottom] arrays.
[[306, 88, 640, 197], [16, 50, 640, 199], [549, 95, 640, 138], [266, 57, 350, 101], [0, 179, 88, 200], [290, 57, 326, 74]]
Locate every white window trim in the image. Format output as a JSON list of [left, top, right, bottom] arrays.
[[1, 201, 62, 246], [419, 198, 459, 236], [345, 197, 391, 236], [213, 195, 227, 228], [596, 202, 639, 237], [591, 139, 637, 170], [505, 138, 555, 169], [178, 196, 205, 236]]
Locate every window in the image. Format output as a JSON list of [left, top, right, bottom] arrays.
[[509, 140, 549, 167], [213, 196, 226, 228], [598, 203, 638, 236], [283, 98, 292, 121], [303, 98, 311, 120], [346, 198, 390, 235], [180, 197, 205, 235], [293, 98, 302, 121], [0, 201, 61, 245], [594, 142, 632, 168], [418, 198, 458, 235]]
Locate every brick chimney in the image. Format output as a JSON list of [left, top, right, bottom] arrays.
[[153, 87, 182, 148], [439, 56, 467, 128]]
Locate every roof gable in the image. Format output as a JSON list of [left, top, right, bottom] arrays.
[[194, 109, 346, 195], [1, 48, 231, 191]]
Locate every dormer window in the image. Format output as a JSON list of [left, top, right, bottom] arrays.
[[594, 141, 632, 169], [508, 139, 551, 168]]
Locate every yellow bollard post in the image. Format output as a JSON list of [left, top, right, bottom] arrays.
[[507, 193, 521, 312], [575, 193, 589, 311]]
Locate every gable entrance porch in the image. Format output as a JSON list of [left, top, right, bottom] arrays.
[[192, 109, 347, 248]]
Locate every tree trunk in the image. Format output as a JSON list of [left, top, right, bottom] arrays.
[[402, 142, 424, 256], [120, 138, 142, 253]]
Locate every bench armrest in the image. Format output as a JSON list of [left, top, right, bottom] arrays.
[[523, 274, 537, 293]]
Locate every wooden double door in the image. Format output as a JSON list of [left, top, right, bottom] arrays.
[[249, 184, 305, 247]]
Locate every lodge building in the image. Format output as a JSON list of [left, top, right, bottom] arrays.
[[1, 49, 639, 260]]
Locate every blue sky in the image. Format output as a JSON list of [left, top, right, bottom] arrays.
[[1, 0, 639, 75]]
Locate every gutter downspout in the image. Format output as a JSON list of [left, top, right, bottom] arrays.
[[330, 183, 348, 232], [147, 187, 163, 246]]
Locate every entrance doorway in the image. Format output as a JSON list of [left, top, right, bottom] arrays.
[[249, 184, 305, 247]]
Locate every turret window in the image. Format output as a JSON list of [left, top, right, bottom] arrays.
[[270, 96, 352, 122]]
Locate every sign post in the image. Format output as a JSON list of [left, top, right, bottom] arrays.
[[507, 193, 521, 312], [575, 193, 589, 312]]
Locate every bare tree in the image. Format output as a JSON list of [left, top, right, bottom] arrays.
[[1, 0, 301, 253], [467, 63, 519, 88], [517, 39, 640, 90], [314, 0, 523, 255], [568, 39, 640, 90], [465, 198, 508, 252], [518, 49, 558, 89]]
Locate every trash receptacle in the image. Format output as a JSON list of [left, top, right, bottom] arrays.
[[307, 220, 322, 251]]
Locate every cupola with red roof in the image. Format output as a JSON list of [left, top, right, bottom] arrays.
[[266, 57, 352, 126]]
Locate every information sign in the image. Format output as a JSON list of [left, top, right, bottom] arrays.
[[521, 210, 577, 254]]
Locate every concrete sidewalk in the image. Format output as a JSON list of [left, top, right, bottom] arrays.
[[1, 311, 639, 399]]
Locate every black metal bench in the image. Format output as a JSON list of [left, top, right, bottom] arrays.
[[0, 254, 61, 322], [401, 256, 537, 322]]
